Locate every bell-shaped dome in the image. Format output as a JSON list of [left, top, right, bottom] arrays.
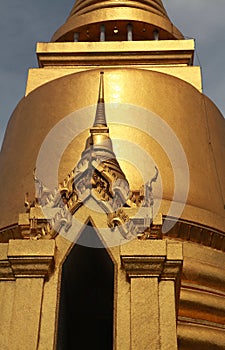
[[52, 0, 183, 42]]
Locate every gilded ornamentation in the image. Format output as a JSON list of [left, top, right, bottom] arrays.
[[108, 209, 138, 239], [138, 222, 163, 240], [19, 74, 161, 241], [142, 166, 159, 208], [19, 204, 50, 240], [19, 170, 77, 240]]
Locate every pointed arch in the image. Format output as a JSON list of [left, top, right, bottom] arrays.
[[56, 221, 115, 349]]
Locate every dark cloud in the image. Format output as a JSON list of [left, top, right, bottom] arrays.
[[0, 0, 224, 146]]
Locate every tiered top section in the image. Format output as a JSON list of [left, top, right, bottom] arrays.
[[70, 0, 168, 18], [74, 72, 130, 207], [52, 0, 183, 42]]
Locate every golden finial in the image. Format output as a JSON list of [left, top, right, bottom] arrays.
[[93, 72, 107, 127]]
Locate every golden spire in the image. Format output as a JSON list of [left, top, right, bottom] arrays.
[[52, 0, 183, 42], [74, 72, 129, 203], [93, 72, 107, 127]]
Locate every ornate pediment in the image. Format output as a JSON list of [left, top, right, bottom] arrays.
[[19, 73, 161, 242]]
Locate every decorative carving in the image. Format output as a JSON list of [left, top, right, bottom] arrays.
[[107, 166, 160, 239], [92, 170, 111, 201], [19, 214, 48, 240], [108, 209, 130, 229], [19, 167, 79, 240], [126, 191, 143, 207], [108, 209, 138, 239], [142, 166, 159, 207], [21, 161, 160, 241], [138, 214, 163, 240], [19, 74, 161, 242], [49, 205, 72, 238]]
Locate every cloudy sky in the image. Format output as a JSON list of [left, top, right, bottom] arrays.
[[0, 0, 225, 147]]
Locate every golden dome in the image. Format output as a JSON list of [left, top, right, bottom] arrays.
[[52, 0, 183, 41]]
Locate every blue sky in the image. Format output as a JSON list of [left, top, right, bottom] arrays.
[[0, 0, 224, 147]]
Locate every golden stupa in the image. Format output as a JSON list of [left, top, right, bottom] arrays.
[[0, 1, 225, 349]]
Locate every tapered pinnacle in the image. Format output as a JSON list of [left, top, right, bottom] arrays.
[[93, 72, 107, 127]]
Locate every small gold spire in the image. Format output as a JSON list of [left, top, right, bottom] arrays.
[[98, 71, 104, 103], [93, 72, 107, 127]]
